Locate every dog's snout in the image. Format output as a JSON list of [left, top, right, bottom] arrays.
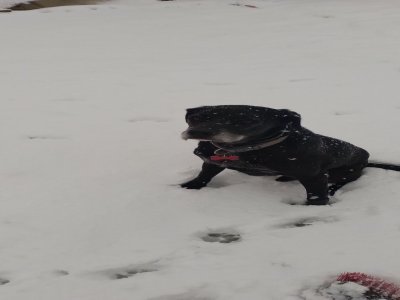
[[181, 130, 190, 140], [181, 128, 213, 141]]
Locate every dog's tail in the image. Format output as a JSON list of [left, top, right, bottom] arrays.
[[367, 162, 400, 172]]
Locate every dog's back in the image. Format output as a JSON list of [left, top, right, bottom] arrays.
[[317, 134, 369, 169]]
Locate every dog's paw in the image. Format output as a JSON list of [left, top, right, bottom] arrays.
[[180, 180, 207, 189], [306, 199, 330, 206]]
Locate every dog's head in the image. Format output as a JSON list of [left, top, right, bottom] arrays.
[[181, 105, 301, 144]]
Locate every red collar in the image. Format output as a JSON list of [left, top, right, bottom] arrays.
[[210, 149, 239, 161], [210, 155, 239, 161]]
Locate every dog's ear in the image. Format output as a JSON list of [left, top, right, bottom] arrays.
[[279, 109, 301, 126]]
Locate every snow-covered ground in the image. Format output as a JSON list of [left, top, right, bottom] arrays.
[[1, 0, 400, 299]]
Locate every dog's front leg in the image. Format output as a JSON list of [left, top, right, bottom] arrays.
[[299, 173, 329, 205], [181, 163, 225, 189]]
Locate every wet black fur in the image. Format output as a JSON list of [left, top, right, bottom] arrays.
[[181, 105, 399, 205]]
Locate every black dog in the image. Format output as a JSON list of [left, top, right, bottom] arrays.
[[181, 105, 400, 205]]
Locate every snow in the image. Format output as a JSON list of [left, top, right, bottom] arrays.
[[302, 281, 370, 300], [0, 0, 22, 8], [0, 0, 400, 299]]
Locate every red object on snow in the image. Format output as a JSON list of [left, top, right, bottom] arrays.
[[337, 272, 400, 299], [210, 155, 239, 161]]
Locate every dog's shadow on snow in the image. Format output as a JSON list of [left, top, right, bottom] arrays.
[[177, 170, 306, 204], [177, 169, 350, 207]]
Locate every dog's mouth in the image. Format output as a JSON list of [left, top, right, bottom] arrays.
[[181, 128, 246, 143], [182, 125, 291, 153], [181, 129, 212, 141], [210, 132, 246, 143]]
